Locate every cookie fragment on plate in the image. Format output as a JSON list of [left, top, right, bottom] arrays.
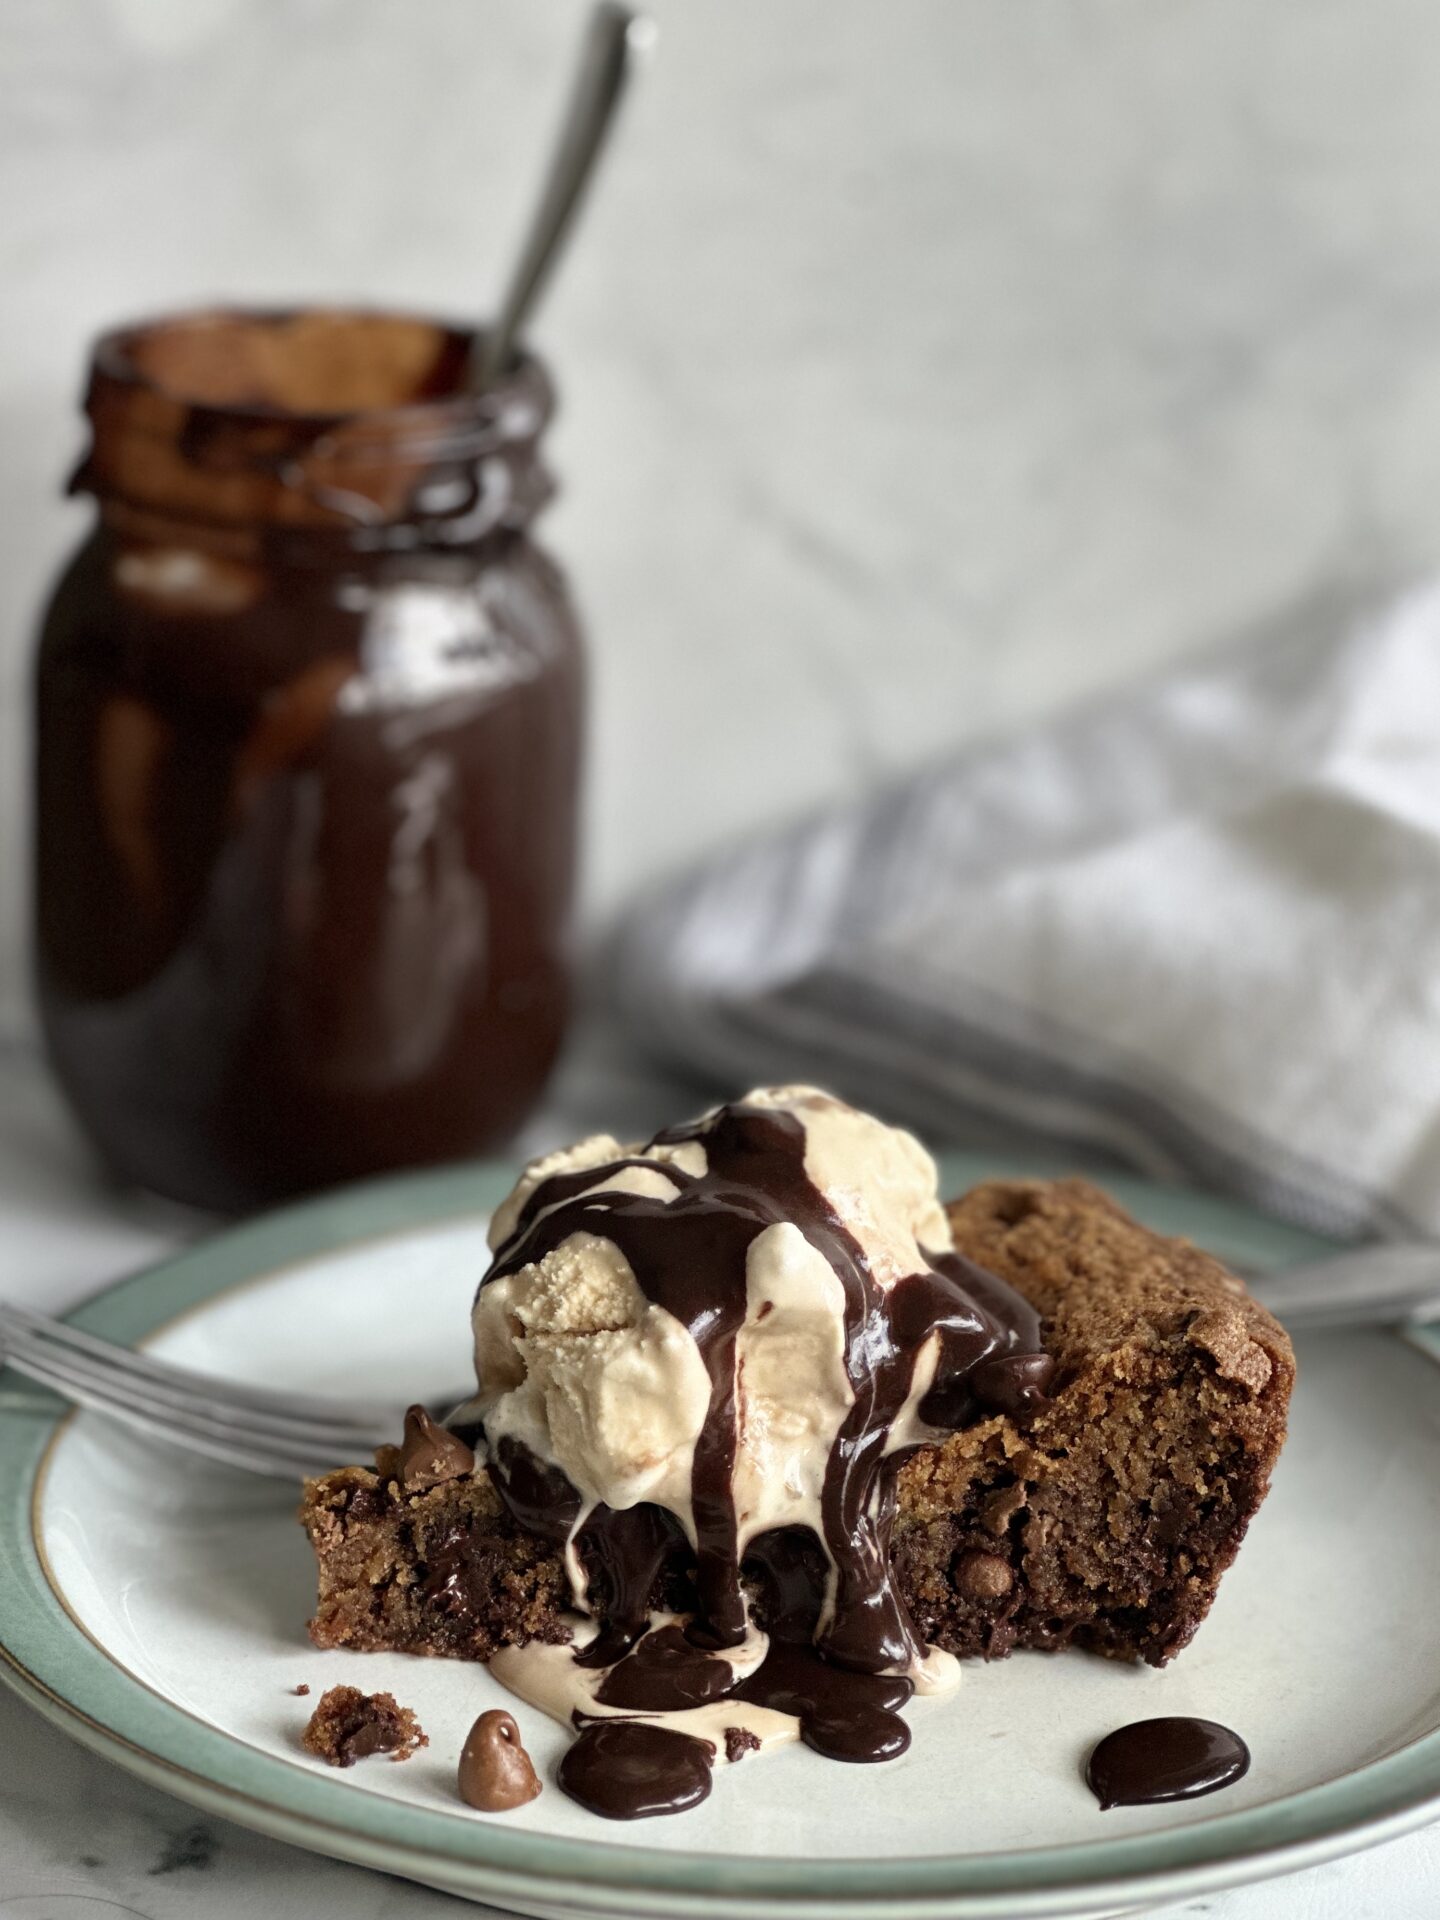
[[301, 1684, 427, 1767]]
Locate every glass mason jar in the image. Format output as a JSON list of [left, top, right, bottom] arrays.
[[34, 308, 583, 1212]]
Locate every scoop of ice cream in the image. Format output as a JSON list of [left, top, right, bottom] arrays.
[[472, 1223, 711, 1517], [468, 1087, 961, 1570]]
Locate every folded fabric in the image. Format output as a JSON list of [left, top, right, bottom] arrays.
[[613, 582, 1440, 1241]]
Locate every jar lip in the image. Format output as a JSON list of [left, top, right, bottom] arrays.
[[87, 304, 551, 436], [74, 305, 557, 539]]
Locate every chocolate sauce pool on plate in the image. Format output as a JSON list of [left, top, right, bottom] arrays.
[[594, 1626, 734, 1712], [1086, 1718, 1251, 1809], [732, 1639, 913, 1763], [560, 1722, 716, 1820]]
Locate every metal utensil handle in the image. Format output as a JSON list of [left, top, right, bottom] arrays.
[[1249, 1244, 1440, 1330], [477, 2, 653, 388]]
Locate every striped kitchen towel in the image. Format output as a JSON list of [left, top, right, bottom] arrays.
[[613, 582, 1440, 1241]]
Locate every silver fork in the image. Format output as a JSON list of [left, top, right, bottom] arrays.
[[0, 1299, 437, 1481], [4, 1244, 1440, 1483]]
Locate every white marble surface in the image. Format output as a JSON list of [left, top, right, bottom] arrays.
[[2, 1035, 1440, 1919], [10, 0, 1440, 1027]]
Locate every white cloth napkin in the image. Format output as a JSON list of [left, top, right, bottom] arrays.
[[614, 582, 1440, 1241]]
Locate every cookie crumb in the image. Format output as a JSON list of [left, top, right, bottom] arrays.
[[724, 1726, 761, 1764], [294, 1683, 310, 1696], [302, 1685, 427, 1767]]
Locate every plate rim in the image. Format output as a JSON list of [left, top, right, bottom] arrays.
[[3, 1154, 1440, 1919]]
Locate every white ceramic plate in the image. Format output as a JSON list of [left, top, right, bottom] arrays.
[[4, 1157, 1440, 1920]]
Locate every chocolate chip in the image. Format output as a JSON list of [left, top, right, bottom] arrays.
[[724, 1725, 761, 1764], [301, 1686, 427, 1767], [344, 1483, 390, 1523], [458, 1709, 542, 1812], [955, 1550, 1014, 1601], [972, 1352, 1054, 1416], [1149, 1492, 1193, 1547], [398, 1405, 475, 1491]]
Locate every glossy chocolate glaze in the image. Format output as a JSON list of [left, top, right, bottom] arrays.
[[1086, 1718, 1251, 1809], [481, 1101, 1051, 1814], [35, 310, 582, 1211], [560, 1721, 716, 1821], [733, 1638, 913, 1763], [594, 1625, 734, 1711]]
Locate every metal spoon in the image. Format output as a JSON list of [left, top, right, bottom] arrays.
[[474, 1, 655, 390]]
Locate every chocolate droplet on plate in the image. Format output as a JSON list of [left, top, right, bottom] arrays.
[[559, 1721, 714, 1819], [398, 1405, 475, 1491], [1086, 1717, 1250, 1810], [458, 1709, 542, 1812]]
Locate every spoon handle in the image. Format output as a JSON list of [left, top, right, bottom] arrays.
[[476, 1, 653, 390]]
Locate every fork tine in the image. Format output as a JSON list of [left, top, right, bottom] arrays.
[[3, 1346, 336, 1480], [1, 1327, 383, 1462], [0, 1300, 397, 1433]]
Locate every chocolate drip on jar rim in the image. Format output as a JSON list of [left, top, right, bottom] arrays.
[[1086, 1718, 1251, 1809], [481, 1100, 1050, 1682]]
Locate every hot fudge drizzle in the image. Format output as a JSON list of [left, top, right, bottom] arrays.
[[1086, 1718, 1251, 1810], [475, 1098, 1052, 1817]]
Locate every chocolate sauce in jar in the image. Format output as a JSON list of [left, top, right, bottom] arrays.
[[1086, 1718, 1251, 1809], [34, 308, 583, 1211]]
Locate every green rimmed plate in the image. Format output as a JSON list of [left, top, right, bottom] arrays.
[[2, 1155, 1439, 1920]]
